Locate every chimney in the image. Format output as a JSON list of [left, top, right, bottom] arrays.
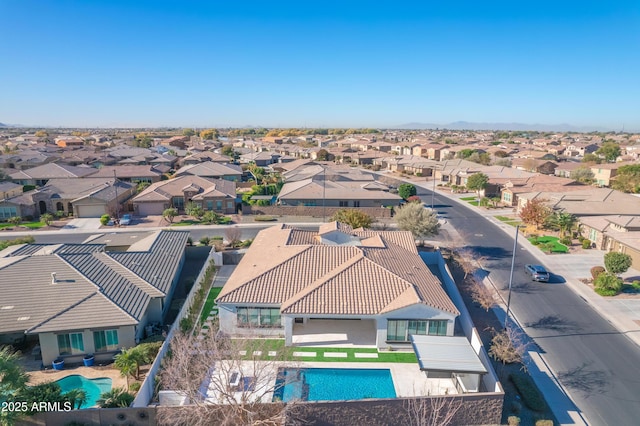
[[51, 272, 57, 284]]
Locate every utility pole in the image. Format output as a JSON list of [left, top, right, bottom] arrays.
[[113, 170, 120, 221]]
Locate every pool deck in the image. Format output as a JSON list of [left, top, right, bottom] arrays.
[[27, 365, 127, 390], [204, 360, 456, 405]]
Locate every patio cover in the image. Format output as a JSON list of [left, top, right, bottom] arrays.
[[411, 335, 487, 374]]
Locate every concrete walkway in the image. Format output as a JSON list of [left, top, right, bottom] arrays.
[[61, 218, 102, 230]]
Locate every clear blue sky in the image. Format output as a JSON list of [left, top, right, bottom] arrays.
[[1, 0, 639, 130]]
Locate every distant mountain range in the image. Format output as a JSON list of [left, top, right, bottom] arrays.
[[393, 121, 616, 132]]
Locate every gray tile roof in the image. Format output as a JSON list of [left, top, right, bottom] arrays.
[[108, 231, 190, 293], [9, 163, 98, 180], [0, 230, 188, 335]]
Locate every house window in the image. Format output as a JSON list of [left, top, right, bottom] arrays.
[[236, 307, 281, 328], [173, 197, 184, 209], [216, 201, 223, 210], [589, 229, 597, 242], [386, 319, 447, 342], [353, 201, 360, 207], [206, 201, 214, 210], [57, 333, 84, 355], [339, 201, 348, 207], [93, 329, 119, 352], [503, 193, 512, 203], [227, 201, 233, 209], [0, 206, 17, 220]]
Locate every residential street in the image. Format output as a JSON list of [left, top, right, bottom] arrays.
[[419, 184, 640, 426]]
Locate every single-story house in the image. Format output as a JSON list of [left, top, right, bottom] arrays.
[[9, 163, 98, 186], [182, 151, 233, 165], [216, 223, 460, 350], [90, 165, 163, 184], [0, 181, 23, 200], [31, 178, 136, 218], [277, 177, 402, 208], [174, 161, 243, 181], [132, 175, 237, 215], [0, 230, 188, 365]]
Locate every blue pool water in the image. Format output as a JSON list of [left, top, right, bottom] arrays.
[[55, 375, 112, 408], [273, 368, 396, 402]]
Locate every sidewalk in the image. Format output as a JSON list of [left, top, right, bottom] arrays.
[[439, 187, 640, 349]]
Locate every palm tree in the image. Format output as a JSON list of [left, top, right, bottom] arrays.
[[65, 388, 88, 409], [0, 346, 29, 398], [97, 387, 134, 408], [554, 212, 576, 238], [40, 213, 54, 226], [114, 348, 147, 389]]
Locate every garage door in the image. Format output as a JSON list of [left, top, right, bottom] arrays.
[[76, 204, 107, 218], [136, 202, 165, 216]]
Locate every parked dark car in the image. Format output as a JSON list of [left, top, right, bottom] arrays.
[[525, 264, 550, 282]]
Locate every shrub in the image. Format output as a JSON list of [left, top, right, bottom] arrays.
[[559, 237, 572, 246], [594, 272, 623, 296], [590, 266, 606, 280], [582, 239, 591, 249], [398, 183, 417, 199], [254, 215, 277, 221], [199, 236, 210, 246], [129, 382, 141, 393], [406, 195, 422, 203], [100, 214, 110, 226], [508, 416, 521, 426], [604, 252, 632, 274], [509, 373, 546, 412], [535, 421, 554, 426]]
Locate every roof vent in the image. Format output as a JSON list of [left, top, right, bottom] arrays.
[[51, 272, 57, 284]]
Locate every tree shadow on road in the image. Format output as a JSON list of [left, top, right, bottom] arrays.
[[558, 362, 608, 396], [525, 315, 581, 334]]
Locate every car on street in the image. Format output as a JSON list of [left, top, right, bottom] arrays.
[[525, 264, 550, 282], [119, 214, 132, 226]]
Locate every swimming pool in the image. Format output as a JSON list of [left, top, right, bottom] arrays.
[[273, 368, 396, 402], [55, 375, 112, 408]]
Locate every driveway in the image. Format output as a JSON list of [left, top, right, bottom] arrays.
[[62, 218, 102, 231]]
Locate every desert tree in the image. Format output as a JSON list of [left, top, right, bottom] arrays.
[[518, 199, 551, 230], [185, 202, 205, 221], [157, 325, 299, 426], [395, 202, 440, 239], [469, 278, 496, 312], [453, 247, 486, 279], [404, 392, 463, 426], [465, 172, 489, 204], [225, 226, 242, 248], [488, 327, 527, 366], [163, 207, 179, 224], [330, 209, 374, 229]]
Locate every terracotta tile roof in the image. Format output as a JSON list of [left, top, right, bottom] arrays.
[[216, 223, 459, 316]]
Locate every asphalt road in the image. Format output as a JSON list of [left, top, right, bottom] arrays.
[[425, 189, 640, 426]]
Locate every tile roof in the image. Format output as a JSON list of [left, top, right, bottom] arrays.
[[0, 230, 187, 335], [216, 224, 458, 316], [133, 175, 236, 202], [10, 163, 98, 180]]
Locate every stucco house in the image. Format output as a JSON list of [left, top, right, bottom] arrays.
[[173, 161, 243, 181], [0, 230, 189, 365], [216, 223, 460, 350], [132, 175, 237, 215]]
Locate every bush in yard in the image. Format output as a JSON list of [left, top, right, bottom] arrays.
[[535, 421, 554, 426], [604, 252, 632, 275], [590, 266, 606, 280], [508, 416, 521, 426], [100, 214, 110, 226], [398, 183, 417, 200], [199, 236, 210, 246], [559, 237, 572, 246], [582, 239, 591, 249], [406, 195, 421, 203], [330, 209, 374, 229], [509, 372, 546, 412], [594, 272, 623, 296]]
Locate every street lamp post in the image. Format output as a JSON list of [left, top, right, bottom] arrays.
[[504, 224, 520, 329]]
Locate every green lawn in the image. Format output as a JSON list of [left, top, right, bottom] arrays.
[[460, 196, 476, 201], [528, 236, 569, 254], [199, 286, 223, 324], [0, 221, 46, 229], [233, 339, 417, 363], [467, 200, 479, 206], [172, 217, 232, 227], [496, 216, 522, 227]]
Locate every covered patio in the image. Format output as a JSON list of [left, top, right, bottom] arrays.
[[291, 319, 377, 347]]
